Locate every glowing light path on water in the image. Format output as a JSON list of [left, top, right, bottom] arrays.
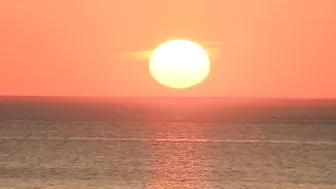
[[0, 136, 334, 145]]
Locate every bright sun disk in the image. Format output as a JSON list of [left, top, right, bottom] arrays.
[[149, 40, 210, 89]]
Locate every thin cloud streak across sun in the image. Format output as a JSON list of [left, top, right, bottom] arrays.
[[120, 41, 228, 61]]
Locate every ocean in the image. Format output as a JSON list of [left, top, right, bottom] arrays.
[[0, 96, 335, 189]]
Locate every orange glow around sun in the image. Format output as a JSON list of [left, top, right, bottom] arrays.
[[149, 40, 211, 89]]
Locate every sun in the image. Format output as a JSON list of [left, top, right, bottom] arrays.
[[149, 40, 210, 89]]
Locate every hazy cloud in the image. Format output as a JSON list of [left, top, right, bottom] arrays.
[[120, 41, 227, 61]]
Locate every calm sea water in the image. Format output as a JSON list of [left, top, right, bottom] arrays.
[[0, 97, 335, 189]]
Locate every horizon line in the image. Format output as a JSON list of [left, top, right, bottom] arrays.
[[0, 95, 336, 101]]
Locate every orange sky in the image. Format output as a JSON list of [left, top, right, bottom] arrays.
[[1, 0, 335, 98]]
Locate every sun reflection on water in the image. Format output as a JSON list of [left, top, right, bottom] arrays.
[[144, 122, 212, 188]]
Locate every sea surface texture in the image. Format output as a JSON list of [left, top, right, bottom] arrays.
[[0, 97, 335, 189]]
